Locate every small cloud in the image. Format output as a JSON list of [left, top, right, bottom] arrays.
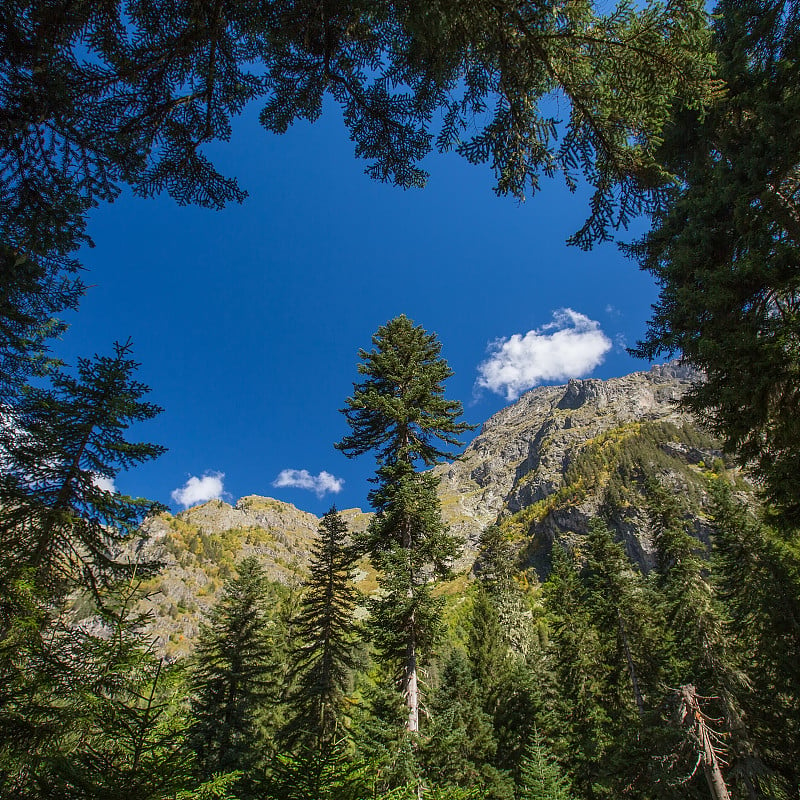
[[605, 304, 621, 316], [476, 308, 612, 401], [273, 469, 344, 498], [614, 332, 628, 349], [92, 473, 117, 493], [171, 471, 225, 509]]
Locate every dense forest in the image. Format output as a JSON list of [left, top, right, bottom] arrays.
[[2, 0, 799, 798]]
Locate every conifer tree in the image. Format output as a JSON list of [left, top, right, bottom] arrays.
[[583, 519, 669, 720], [631, 0, 800, 527], [0, 339, 165, 615], [645, 480, 726, 691], [581, 519, 680, 796], [644, 479, 766, 797], [710, 480, 800, 793], [542, 543, 610, 796], [188, 557, 275, 792], [467, 586, 507, 698], [282, 507, 360, 756], [32, 581, 192, 800], [517, 726, 574, 800], [467, 525, 557, 785], [336, 315, 473, 736], [423, 648, 511, 799], [473, 526, 533, 655]]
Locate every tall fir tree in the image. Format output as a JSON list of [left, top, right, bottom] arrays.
[[583, 520, 656, 719], [542, 543, 611, 798], [31, 581, 192, 800], [710, 479, 800, 794], [631, 0, 800, 528], [188, 557, 275, 795], [0, 338, 165, 770], [337, 315, 473, 739], [644, 479, 767, 797], [581, 519, 678, 797], [0, 339, 165, 616], [282, 507, 360, 760], [467, 525, 557, 785], [422, 647, 512, 799]]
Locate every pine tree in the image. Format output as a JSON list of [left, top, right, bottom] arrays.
[[630, 0, 800, 527], [423, 648, 511, 799], [282, 507, 360, 756], [710, 479, 800, 793], [581, 519, 678, 796], [336, 315, 473, 737], [473, 526, 534, 656], [517, 726, 574, 800], [644, 479, 766, 797], [33, 581, 192, 800], [645, 480, 725, 691], [542, 544, 611, 796], [188, 557, 275, 792], [584, 519, 669, 720], [467, 525, 557, 785], [0, 339, 165, 616], [0, 337, 166, 795]]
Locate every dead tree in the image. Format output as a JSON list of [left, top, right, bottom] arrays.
[[675, 684, 732, 800]]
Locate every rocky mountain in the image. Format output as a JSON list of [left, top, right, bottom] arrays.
[[127, 363, 743, 657], [435, 361, 731, 571], [126, 498, 372, 657]]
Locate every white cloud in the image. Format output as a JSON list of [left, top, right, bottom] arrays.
[[92, 473, 117, 493], [476, 309, 612, 401], [171, 471, 225, 509], [273, 469, 344, 498]]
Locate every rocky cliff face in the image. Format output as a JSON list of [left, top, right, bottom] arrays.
[[434, 363, 722, 571], [127, 363, 737, 656], [126, 498, 371, 657]]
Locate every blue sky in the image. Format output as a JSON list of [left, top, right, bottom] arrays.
[[59, 101, 659, 516]]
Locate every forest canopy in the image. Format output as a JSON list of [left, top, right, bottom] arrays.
[[2, 1, 800, 798]]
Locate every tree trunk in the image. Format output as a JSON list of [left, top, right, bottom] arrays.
[[677, 684, 731, 800], [700, 720, 732, 800], [404, 608, 419, 733], [618, 612, 645, 718]]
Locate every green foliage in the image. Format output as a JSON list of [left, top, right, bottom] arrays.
[[710, 480, 800, 794], [266, 744, 368, 800], [188, 558, 276, 790], [175, 772, 243, 800], [0, 339, 165, 609], [349, 677, 421, 792], [337, 316, 471, 735], [282, 507, 361, 754], [1, 580, 191, 800], [630, 0, 800, 527], [517, 726, 574, 800], [644, 478, 766, 795], [423, 648, 510, 798], [580, 519, 681, 796], [467, 526, 558, 787], [0, 245, 80, 405], [1, 0, 716, 331], [336, 314, 473, 469], [583, 519, 670, 719], [542, 545, 611, 795]]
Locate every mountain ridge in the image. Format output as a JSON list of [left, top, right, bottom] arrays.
[[124, 363, 742, 656]]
